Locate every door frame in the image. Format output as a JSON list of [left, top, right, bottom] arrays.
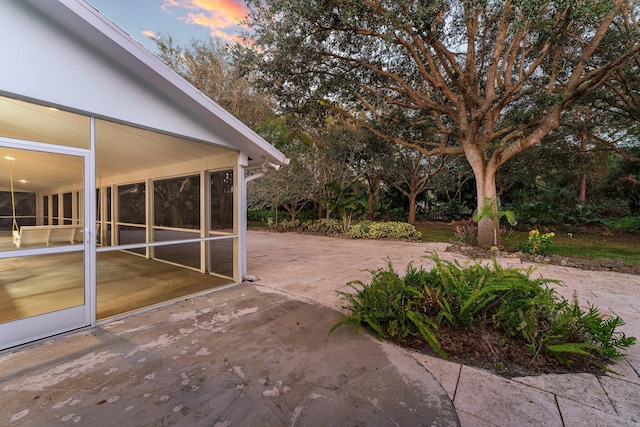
[[0, 134, 95, 350]]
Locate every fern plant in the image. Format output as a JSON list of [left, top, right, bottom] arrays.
[[545, 295, 636, 364], [331, 254, 636, 369], [330, 260, 445, 357]]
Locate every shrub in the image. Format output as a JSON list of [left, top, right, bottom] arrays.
[[331, 254, 636, 368], [520, 229, 555, 256], [266, 217, 300, 231], [362, 221, 422, 240], [248, 208, 292, 223], [546, 295, 636, 365], [279, 218, 301, 231], [347, 221, 371, 238], [248, 208, 275, 222], [603, 216, 640, 234], [301, 218, 344, 234], [303, 219, 422, 240], [451, 218, 477, 245], [330, 260, 444, 357]]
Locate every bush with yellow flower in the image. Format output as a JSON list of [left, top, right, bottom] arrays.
[[523, 229, 555, 256]]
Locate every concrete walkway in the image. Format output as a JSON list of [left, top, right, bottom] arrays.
[[247, 231, 640, 427], [1, 230, 639, 426]]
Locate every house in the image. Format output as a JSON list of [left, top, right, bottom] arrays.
[[0, 0, 287, 350]]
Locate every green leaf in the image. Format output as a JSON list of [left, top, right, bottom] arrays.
[[406, 310, 446, 359]]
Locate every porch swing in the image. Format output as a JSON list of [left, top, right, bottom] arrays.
[[6, 157, 42, 248], [8, 158, 65, 248], [9, 158, 82, 248]]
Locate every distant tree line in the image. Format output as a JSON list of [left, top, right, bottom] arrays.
[[151, 0, 640, 242]]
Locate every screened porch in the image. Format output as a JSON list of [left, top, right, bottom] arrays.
[[0, 95, 241, 323]]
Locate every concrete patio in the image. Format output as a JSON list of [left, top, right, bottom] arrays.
[[247, 231, 640, 426], [1, 230, 639, 426]]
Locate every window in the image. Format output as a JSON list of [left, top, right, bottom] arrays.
[[118, 183, 145, 225], [210, 170, 233, 232], [154, 175, 200, 228]]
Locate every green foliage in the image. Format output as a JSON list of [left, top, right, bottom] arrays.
[[348, 221, 422, 240], [302, 219, 422, 240], [546, 296, 636, 365], [473, 198, 517, 246], [329, 261, 445, 358], [243, 0, 639, 247], [421, 256, 559, 330], [332, 254, 636, 368], [346, 221, 371, 238], [519, 229, 556, 256], [323, 183, 367, 232], [302, 218, 344, 234], [267, 217, 300, 231], [473, 200, 518, 228], [603, 216, 640, 234], [248, 208, 287, 222], [451, 218, 477, 245]]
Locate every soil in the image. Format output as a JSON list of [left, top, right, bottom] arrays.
[[405, 324, 609, 378]]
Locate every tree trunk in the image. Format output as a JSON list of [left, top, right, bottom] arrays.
[[367, 192, 375, 220], [477, 200, 497, 247], [457, 171, 463, 205], [579, 131, 588, 202], [408, 192, 417, 225], [367, 178, 379, 221], [579, 174, 587, 202], [467, 149, 498, 247]]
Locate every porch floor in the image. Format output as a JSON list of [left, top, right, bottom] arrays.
[[0, 249, 231, 323]]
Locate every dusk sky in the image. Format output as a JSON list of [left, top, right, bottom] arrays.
[[87, 0, 251, 51]]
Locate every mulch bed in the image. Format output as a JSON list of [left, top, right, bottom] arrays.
[[405, 323, 609, 378], [256, 227, 634, 376]]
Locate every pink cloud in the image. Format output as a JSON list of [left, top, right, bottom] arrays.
[[142, 30, 158, 40], [160, 0, 183, 13], [161, 0, 250, 43]]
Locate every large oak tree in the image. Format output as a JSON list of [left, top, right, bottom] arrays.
[[241, 0, 640, 245]]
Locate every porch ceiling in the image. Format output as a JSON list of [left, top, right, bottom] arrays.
[[0, 96, 231, 193]]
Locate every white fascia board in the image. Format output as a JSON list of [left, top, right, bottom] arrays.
[[24, 0, 289, 167]]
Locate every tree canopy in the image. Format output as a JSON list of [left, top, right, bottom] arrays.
[[154, 35, 274, 129], [241, 0, 640, 245]]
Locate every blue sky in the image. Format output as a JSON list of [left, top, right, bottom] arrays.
[[86, 0, 250, 51]]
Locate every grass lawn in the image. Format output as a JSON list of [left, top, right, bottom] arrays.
[[415, 221, 640, 268], [415, 221, 456, 243]]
